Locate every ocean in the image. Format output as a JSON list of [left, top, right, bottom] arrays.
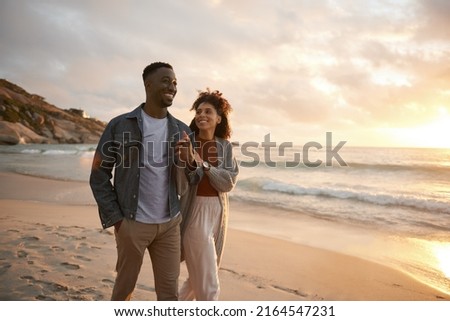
[[0, 143, 449, 295], [233, 145, 450, 239]]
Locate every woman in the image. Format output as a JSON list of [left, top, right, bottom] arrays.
[[178, 89, 239, 301]]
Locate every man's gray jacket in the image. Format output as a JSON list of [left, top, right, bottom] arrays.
[[89, 104, 191, 229]]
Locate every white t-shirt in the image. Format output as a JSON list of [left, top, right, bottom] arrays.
[[136, 109, 170, 224]]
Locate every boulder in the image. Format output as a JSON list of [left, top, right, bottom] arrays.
[[0, 79, 106, 145], [0, 120, 50, 144]]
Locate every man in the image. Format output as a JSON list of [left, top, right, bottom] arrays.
[[90, 62, 195, 300]]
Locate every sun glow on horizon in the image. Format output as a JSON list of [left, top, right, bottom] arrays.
[[383, 108, 450, 148]]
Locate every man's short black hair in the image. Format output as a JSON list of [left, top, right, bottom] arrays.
[[142, 62, 173, 82]]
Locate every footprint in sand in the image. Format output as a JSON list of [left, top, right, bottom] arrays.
[[76, 242, 91, 250], [74, 255, 91, 262], [71, 286, 105, 301], [47, 281, 69, 292], [17, 250, 28, 258], [22, 275, 69, 293], [42, 225, 53, 232], [35, 295, 56, 301], [102, 278, 115, 285], [271, 284, 308, 298], [21, 236, 41, 249], [21, 236, 40, 241], [60, 262, 80, 270], [99, 229, 113, 236], [0, 262, 12, 275], [54, 232, 69, 238]]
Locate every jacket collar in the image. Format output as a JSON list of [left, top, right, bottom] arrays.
[[126, 103, 182, 138], [127, 103, 178, 125]]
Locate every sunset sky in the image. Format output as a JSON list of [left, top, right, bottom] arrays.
[[1, 0, 450, 148]]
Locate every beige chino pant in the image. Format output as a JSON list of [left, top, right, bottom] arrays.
[[179, 196, 222, 301], [111, 214, 181, 301]]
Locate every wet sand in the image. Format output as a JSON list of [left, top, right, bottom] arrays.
[[0, 172, 448, 300]]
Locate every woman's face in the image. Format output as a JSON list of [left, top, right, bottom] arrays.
[[194, 102, 221, 132]]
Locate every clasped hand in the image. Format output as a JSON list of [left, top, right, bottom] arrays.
[[175, 131, 196, 168]]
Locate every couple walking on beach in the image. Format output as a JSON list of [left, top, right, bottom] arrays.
[[89, 62, 239, 301]]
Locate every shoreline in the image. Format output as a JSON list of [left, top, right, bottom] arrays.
[[0, 171, 449, 300], [228, 199, 450, 298]]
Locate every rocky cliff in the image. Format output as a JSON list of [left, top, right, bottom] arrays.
[[0, 79, 105, 144]]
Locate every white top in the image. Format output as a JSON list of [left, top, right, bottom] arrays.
[[136, 109, 170, 224]]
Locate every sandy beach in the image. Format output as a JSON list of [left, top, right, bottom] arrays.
[[0, 171, 448, 301]]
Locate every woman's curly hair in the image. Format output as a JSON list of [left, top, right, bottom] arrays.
[[189, 89, 233, 139]]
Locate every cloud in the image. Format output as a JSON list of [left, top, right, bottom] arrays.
[[1, 0, 449, 146], [416, 0, 450, 40]]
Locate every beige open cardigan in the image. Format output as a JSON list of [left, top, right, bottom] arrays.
[[177, 137, 239, 265]]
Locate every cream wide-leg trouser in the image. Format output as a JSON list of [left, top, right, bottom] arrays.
[[179, 196, 222, 301]]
